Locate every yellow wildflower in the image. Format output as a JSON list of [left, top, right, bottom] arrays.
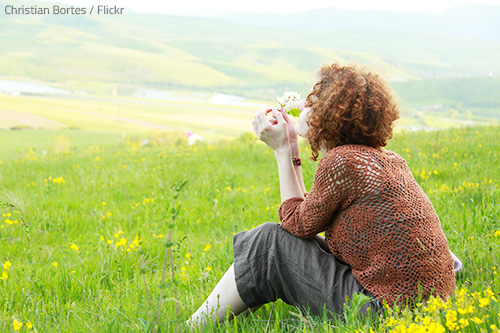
[[115, 238, 127, 247], [485, 288, 495, 298], [0, 271, 8, 280], [70, 244, 79, 252], [52, 262, 58, 268], [445, 310, 458, 331], [470, 316, 483, 324], [3, 260, 12, 271], [26, 321, 32, 329], [4, 219, 18, 225], [131, 235, 142, 248], [13, 320, 23, 331], [52, 177, 66, 184], [385, 316, 398, 328], [186, 253, 191, 259], [459, 318, 469, 328], [479, 297, 490, 308], [205, 266, 212, 272], [204, 243, 211, 252]]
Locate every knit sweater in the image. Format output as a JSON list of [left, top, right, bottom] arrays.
[[279, 144, 455, 307]]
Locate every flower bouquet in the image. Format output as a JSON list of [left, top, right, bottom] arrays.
[[277, 91, 302, 117]]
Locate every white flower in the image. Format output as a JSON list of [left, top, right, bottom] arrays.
[[277, 91, 302, 117]]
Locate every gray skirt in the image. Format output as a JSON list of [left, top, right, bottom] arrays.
[[233, 222, 378, 317]]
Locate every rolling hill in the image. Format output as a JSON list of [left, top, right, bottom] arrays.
[[1, 1, 500, 99], [0, 1, 499, 130]]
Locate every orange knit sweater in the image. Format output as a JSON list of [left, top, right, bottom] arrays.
[[279, 144, 455, 307]]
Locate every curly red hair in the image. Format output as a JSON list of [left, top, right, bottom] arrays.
[[305, 63, 400, 161]]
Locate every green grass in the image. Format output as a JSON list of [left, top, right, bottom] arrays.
[[0, 126, 499, 332]]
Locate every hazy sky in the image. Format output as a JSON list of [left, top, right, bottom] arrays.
[[35, 0, 500, 16]]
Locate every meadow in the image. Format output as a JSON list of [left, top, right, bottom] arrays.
[[0, 124, 499, 332]]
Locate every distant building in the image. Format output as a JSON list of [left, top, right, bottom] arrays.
[[185, 131, 204, 145]]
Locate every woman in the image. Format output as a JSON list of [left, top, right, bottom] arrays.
[[187, 63, 459, 327]]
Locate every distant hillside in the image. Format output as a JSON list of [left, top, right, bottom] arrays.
[[218, 5, 500, 41], [0, 1, 500, 102], [393, 76, 500, 108]]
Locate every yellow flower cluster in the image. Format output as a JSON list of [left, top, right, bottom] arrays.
[[223, 186, 260, 194], [103, 230, 142, 252], [13, 319, 33, 330], [428, 178, 498, 195], [52, 177, 66, 184], [101, 212, 112, 219], [1, 260, 12, 280], [418, 169, 438, 181], [43, 176, 66, 184], [3, 218, 18, 226], [386, 315, 446, 333], [2, 212, 18, 229], [142, 198, 154, 204], [383, 287, 498, 333]]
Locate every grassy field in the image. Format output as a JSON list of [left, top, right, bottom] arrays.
[[0, 93, 264, 159], [0, 125, 499, 332], [1, 92, 497, 161]]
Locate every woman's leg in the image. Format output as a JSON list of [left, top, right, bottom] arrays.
[[232, 223, 377, 317], [186, 264, 248, 327]]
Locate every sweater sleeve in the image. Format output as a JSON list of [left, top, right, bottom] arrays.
[[279, 151, 351, 239]]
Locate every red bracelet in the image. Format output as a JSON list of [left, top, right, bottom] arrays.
[[292, 157, 302, 166]]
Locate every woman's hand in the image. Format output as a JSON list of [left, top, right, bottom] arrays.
[[252, 108, 290, 153]]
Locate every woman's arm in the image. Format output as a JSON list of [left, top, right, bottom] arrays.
[[281, 110, 307, 195], [252, 109, 304, 202], [275, 147, 305, 202], [279, 151, 350, 239]]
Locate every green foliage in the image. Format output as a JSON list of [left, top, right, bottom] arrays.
[[0, 126, 499, 331], [287, 108, 301, 118]]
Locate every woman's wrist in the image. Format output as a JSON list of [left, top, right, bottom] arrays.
[[274, 146, 291, 159], [289, 140, 300, 157]]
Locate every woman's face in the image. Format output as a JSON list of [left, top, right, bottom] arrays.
[[297, 105, 310, 138]]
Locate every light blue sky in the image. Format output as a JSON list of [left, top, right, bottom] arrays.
[[34, 0, 500, 16]]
